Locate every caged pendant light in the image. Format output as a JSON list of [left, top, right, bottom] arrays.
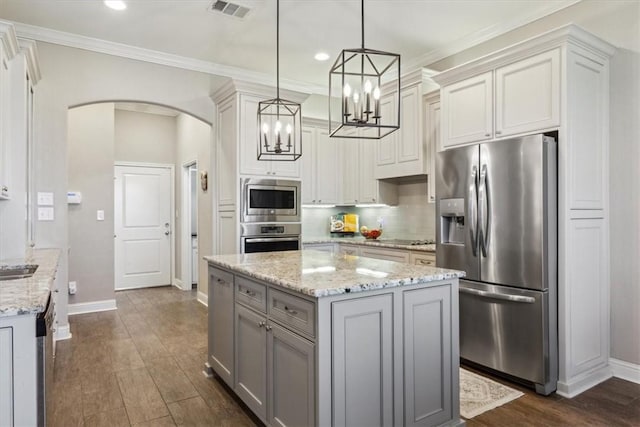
[[329, 0, 400, 139], [257, 0, 302, 161]]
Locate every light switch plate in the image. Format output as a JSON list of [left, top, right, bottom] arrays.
[[38, 207, 54, 221], [97, 210, 105, 221], [37, 192, 54, 206]]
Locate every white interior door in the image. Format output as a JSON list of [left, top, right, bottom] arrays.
[[115, 164, 172, 290]]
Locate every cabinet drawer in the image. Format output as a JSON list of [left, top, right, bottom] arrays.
[[410, 252, 436, 267], [236, 276, 267, 313], [360, 247, 410, 263], [268, 288, 316, 338], [210, 266, 234, 286]]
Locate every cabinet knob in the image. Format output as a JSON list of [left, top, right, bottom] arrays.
[[258, 321, 265, 328], [284, 306, 298, 315], [1, 186, 7, 192], [355, 200, 358, 203], [484, 133, 491, 137], [318, 199, 322, 203], [265, 325, 272, 331], [312, 200, 316, 203], [495, 130, 502, 135], [372, 198, 376, 202]]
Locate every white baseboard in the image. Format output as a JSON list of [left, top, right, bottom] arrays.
[[556, 364, 613, 398], [68, 299, 117, 315], [174, 278, 183, 289], [610, 358, 640, 384], [54, 324, 72, 341], [197, 290, 208, 307]]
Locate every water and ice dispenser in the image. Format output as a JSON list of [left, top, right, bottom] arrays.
[[439, 198, 465, 245]]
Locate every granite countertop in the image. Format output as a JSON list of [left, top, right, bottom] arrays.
[[204, 250, 463, 298], [303, 237, 436, 253], [0, 248, 61, 317]]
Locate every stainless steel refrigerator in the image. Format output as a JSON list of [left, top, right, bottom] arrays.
[[436, 134, 557, 395]]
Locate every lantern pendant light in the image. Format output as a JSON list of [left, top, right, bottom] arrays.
[[329, 0, 400, 139], [257, 0, 302, 161]]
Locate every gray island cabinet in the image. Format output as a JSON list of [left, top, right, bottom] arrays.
[[205, 250, 465, 427]]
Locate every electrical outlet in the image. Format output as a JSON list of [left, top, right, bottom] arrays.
[[68, 281, 77, 295]]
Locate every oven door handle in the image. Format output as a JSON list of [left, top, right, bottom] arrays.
[[244, 237, 300, 243]]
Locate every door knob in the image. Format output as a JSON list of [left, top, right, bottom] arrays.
[[165, 231, 171, 235]]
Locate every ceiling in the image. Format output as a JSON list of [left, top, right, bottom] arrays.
[[0, 0, 580, 89]]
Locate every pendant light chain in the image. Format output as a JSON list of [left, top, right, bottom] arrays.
[[276, 0, 280, 100], [361, 0, 364, 49]]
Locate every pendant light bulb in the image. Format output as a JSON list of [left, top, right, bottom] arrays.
[[275, 121, 282, 135], [373, 86, 381, 100], [364, 80, 372, 94], [262, 122, 269, 134], [353, 92, 360, 103], [286, 124, 292, 134], [344, 83, 352, 98]]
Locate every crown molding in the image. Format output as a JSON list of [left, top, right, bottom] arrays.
[[12, 21, 325, 95], [211, 79, 310, 105], [17, 38, 41, 84], [0, 20, 19, 60], [401, 0, 582, 74], [302, 117, 328, 129], [432, 23, 616, 86]]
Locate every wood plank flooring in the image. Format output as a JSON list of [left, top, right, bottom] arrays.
[[52, 286, 259, 427], [52, 286, 639, 426]]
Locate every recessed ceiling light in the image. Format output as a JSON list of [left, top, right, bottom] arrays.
[[104, 1, 127, 11], [314, 52, 330, 61]]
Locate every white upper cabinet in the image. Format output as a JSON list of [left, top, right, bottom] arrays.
[[439, 49, 561, 149], [239, 94, 300, 179], [397, 85, 422, 164], [375, 93, 397, 168], [424, 93, 440, 203], [301, 122, 339, 205], [495, 49, 560, 137], [441, 71, 493, 149], [340, 128, 359, 205]]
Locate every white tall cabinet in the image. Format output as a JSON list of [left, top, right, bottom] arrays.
[[433, 24, 615, 397], [211, 81, 309, 255]]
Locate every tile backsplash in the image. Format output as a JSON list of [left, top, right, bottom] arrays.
[[302, 181, 436, 240]]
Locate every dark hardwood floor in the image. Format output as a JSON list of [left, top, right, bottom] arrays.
[[52, 286, 639, 426]]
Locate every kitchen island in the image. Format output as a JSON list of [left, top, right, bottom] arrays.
[[204, 249, 465, 427]]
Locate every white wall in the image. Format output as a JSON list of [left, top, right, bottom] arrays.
[[32, 41, 220, 334]]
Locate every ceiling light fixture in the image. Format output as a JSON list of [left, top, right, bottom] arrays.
[[314, 52, 330, 61], [104, 0, 127, 11], [329, 0, 400, 139], [257, 0, 302, 162]]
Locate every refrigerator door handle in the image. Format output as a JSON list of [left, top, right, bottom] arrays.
[[469, 165, 478, 257], [460, 286, 536, 304], [479, 164, 490, 257]]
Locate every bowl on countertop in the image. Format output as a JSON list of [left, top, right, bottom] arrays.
[[360, 229, 383, 240]]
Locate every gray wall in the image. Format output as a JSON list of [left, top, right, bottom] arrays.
[[425, 0, 640, 366], [31, 41, 218, 331], [174, 113, 213, 295], [302, 181, 435, 241], [67, 103, 115, 304], [609, 49, 640, 366], [114, 109, 177, 164]]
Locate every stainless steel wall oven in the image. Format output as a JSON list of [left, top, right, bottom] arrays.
[[241, 223, 301, 253]]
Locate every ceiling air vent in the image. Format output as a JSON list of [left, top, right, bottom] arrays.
[[209, 1, 251, 19]]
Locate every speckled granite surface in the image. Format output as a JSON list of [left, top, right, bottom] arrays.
[[303, 238, 436, 253], [0, 248, 61, 317], [204, 250, 463, 298]]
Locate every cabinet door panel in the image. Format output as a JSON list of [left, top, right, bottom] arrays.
[[340, 131, 359, 205], [0, 327, 13, 426], [239, 95, 271, 177], [208, 267, 234, 386], [315, 129, 340, 204], [359, 135, 378, 203], [271, 154, 301, 178], [426, 98, 440, 203], [398, 85, 421, 163], [235, 304, 267, 420], [404, 286, 452, 427], [496, 49, 560, 137], [217, 99, 237, 207], [441, 72, 493, 147], [376, 93, 397, 166], [269, 323, 315, 427], [301, 127, 316, 204], [332, 294, 394, 427]]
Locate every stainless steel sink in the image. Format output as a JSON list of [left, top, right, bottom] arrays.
[[0, 265, 38, 281]]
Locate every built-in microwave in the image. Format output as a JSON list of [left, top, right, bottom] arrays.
[[240, 178, 301, 223]]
